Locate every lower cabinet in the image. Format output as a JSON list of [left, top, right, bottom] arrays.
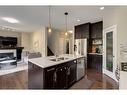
[[28, 62, 44, 89], [67, 60, 77, 87], [87, 54, 102, 73], [55, 65, 67, 89], [43, 66, 56, 89], [28, 60, 77, 89]]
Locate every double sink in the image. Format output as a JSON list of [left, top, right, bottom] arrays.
[[50, 57, 69, 62]]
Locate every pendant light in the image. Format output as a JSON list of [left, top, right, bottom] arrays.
[[48, 6, 52, 32], [64, 12, 68, 36]]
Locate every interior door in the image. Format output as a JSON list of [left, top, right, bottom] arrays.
[[103, 25, 118, 82]]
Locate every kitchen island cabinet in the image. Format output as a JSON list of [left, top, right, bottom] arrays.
[[28, 54, 82, 89]]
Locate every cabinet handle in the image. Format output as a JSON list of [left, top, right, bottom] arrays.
[[53, 72, 57, 82], [74, 60, 76, 63], [47, 68, 55, 72], [67, 67, 70, 75], [64, 67, 67, 70]]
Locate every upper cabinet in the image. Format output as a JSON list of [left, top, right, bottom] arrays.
[[91, 21, 103, 39], [75, 23, 90, 39]]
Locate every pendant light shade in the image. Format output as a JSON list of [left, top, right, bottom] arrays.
[[64, 12, 68, 36], [48, 6, 52, 32]]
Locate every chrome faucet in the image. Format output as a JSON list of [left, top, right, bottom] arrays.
[[55, 51, 59, 61]]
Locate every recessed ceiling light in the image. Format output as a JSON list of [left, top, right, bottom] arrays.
[[2, 17, 19, 23], [68, 30, 73, 33], [100, 7, 104, 10], [77, 19, 80, 22]]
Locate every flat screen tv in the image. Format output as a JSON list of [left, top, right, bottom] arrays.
[[0, 36, 17, 47]]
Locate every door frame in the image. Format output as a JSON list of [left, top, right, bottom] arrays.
[[103, 25, 118, 82]]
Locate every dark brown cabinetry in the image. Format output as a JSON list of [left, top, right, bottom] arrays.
[[75, 23, 90, 39], [28, 59, 77, 89], [43, 66, 56, 89], [67, 60, 77, 87], [55, 65, 67, 89], [28, 62, 44, 89], [88, 54, 102, 73], [91, 21, 103, 38], [74, 21, 103, 73]]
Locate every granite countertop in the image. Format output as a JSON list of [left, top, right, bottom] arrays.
[[28, 54, 85, 68]]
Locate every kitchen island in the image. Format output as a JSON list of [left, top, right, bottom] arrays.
[[28, 54, 85, 89]]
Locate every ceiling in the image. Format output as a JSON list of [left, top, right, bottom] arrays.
[[0, 6, 114, 32]]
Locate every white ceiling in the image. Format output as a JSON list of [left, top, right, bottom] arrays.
[[0, 6, 115, 32]]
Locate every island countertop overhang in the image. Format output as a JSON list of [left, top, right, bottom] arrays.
[[28, 54, 85, 68]]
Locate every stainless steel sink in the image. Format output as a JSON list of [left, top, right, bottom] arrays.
[[50, 57, 69, 62], [58, 57, 69, 60]]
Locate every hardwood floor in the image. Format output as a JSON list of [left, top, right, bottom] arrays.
[[0, 70, 28, 89], [0, 69, 118, 89], [86, 69, 119, 89]]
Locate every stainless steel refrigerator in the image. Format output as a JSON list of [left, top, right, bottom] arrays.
[[74, 39, 87, 56], [74, 39, 87, 81]]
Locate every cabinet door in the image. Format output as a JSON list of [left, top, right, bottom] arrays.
[[75, 23, 90, 39], [55, 66, 67, 89], [67, 60, 77, 87], [91, 21, 102, 38], [75, 26, 81, 39], [80, 23, 90, 39], [28, 62, 44, 89], [43, 66, 56, 89]]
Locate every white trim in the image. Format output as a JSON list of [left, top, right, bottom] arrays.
[[0, 49, 16, 57], [103, 25, 118, 82]]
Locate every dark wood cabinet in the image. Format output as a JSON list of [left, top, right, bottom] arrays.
[[67, 60, 77, 87], [75, 23, 90, 39], [43, 66, 56, 89], [55, 65, 67, 89], [28, 59, 77, 89], [28, 62, 44, 89], [91, 21, 103, 38], [87, 54, 102, 73]]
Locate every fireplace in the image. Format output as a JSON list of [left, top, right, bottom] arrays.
[[0, 50, 17, 70], [0, 52, 14, 59]]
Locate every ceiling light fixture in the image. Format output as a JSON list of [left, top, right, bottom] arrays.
[[100, 7, 104, 10], [64, 12, 68, 36], [2, 17, 19, 23], [48, 6, 52, 33], [65, 32, 68, 36], [0, 26, 17, 31], [68, 30, 73, 33], [77, 19, 80, 22]]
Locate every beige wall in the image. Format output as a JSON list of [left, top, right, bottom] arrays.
[[21, 32, 31, 50], [48, 29, 73, 55], [0, 30, 21, 46], [103, 7, 127, 64], [30, 27, 47, 57]]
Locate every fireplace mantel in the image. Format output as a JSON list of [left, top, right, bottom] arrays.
[[0, 47, 24, 50]]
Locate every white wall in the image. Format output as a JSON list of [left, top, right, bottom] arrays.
[[30, 27, 47, 57], [48, 29, 60, 54], [0, 30, 21, 46]]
